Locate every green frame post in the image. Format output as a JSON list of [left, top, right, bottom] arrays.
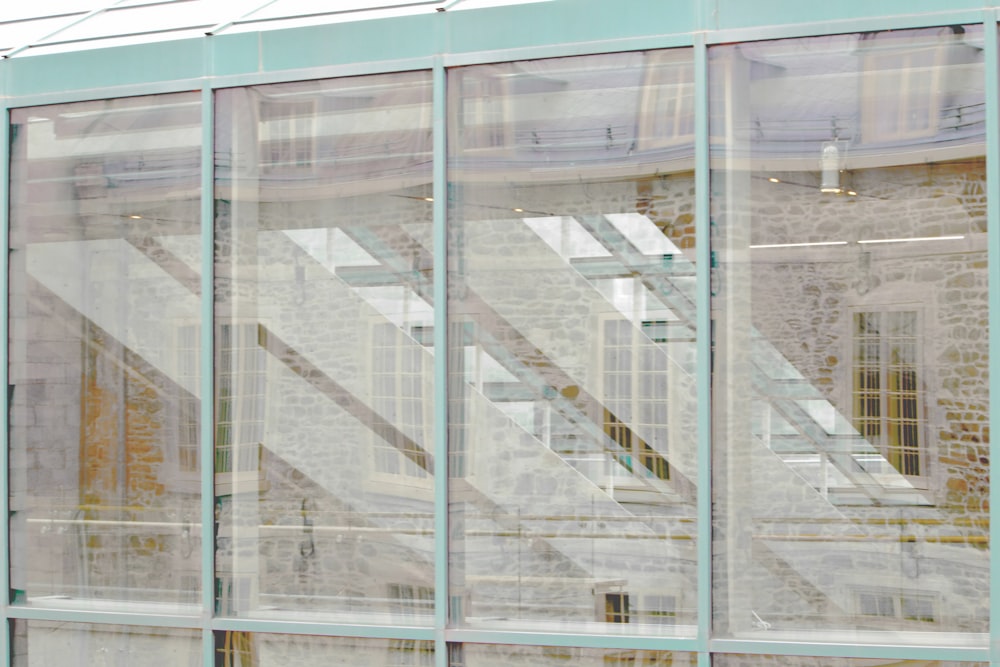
[[199, 76, 216, 666], [432, 53, 450, 667], [0, 61, 10, 667], [985, 9, 1000, 667], [693, 27, 712, 667]]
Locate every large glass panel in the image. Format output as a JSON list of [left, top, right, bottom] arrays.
[[214, 71, 435, 622], [456, 643, 694, 666], [448, 49, 697, 633], [711, 27, 987, 643], [12, 620, 201, 666], [213, 633, 432, 666], [714, 656, 986, 667], [9, 93, 202, 610]]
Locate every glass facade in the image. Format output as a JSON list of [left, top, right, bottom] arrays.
[[711, 27, 989, 642], [214, 72, 435, 623], [9, 93, 203, 610], [448, 49, 697, 634], [2, 0, 1000, 665]]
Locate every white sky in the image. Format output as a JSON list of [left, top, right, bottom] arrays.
[[0, 0, 553, 53]]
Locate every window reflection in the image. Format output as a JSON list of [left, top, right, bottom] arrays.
[[455, 644, 690, 666], [214, 71, 435, 621], [713, 656, 986, 667], [12, 621, 201, 667], [449, 49, 698, 633], [212, 632, 432, 667], [8, 93, 202, 609], [711, 26, 988, 640]]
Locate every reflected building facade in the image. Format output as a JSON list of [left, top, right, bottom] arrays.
[[0, 2, 997, 666]]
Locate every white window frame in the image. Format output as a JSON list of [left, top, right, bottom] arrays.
[[366, 318, 434, 490], [453, 68, 510, 152], [597, 314, 671, 486], [849, 307, 928, 486], [172, 322, 201, 490], [637, 49, 695, 150], [259, 98, 317, 174], [861, 43, 946, 143], [855, 587, 939, 625], [214, 321, 267, 496]]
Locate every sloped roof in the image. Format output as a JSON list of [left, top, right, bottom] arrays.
[[0, 0, 552, 58]]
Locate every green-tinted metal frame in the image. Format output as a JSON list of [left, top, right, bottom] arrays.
[[432, 55, 449, 667], [0, 0, 997, 663], [693, 28, 712, 667], [200, 79, 216, 667], [0, 80, 9, 667], [986, 10, 1000, 667]]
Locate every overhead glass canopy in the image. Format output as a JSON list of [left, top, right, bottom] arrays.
[[0, 0, 553, 57]]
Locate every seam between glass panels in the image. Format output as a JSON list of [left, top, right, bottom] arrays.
[[445, 628, 700, 652], [984, 8, 1000, 667], [432, 54, 449, 667], [1, 80, 209, 110], [439, 34, 696, 69], [694, 29, 712, 663], [211, 618, 436, 640], [1, 77, 10, 667], [199, 74, 216, 667], [5, 607, 200, 628], [706, 9, 988, 46]]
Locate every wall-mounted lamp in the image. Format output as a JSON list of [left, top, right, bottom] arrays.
[[820, 141, 842, 193]]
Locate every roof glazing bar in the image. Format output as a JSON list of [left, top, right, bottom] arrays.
[[206, 0, 279, 35], [209, 0, 444, 36], [2, 0, 124, 58]]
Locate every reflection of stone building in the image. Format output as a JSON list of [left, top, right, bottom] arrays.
[[1, 2, 996, 666], [711, 29, 989, 637]]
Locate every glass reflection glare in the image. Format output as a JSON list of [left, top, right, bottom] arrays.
[[711, 25, 988, 641], [449, 48, 698, 633], [214, 71, 435, 622], [8, 93, 203, 610]]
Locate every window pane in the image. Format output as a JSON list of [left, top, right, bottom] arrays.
[[449, 49, 697, 634], [12, 621, 201, 667], [215, 633, 432, 666], [457, 644, 692, 666], [214, 71, 435, 622], [714, 656, 986, 667], [711, 26, 988, 641], [9, 93, 202, 610]]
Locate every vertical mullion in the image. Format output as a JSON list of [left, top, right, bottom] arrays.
[[1, 68, 11, 667], [693, 29, 712, 667], [985, 9, 1000, 667], [199, 78, 216, 667], [432, 56, 449, 667]]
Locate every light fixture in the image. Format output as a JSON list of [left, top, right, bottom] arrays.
[[820, 141, 842, 193], [513, 208, 524, 213], [129, 215, 142, 219], [768, 177, 780, 183], [750, 241, 848, 249], [423, 197, 434, 202], [858, 235, 965, 245]]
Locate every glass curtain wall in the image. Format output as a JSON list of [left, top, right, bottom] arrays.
[[447, 49, 698, 633], [455, 644, 694, 665], [714, 658, 988, 667], [8, 93, 203, 610], [4, 12, 1000, 667], [12, 621, 201, 666], [213, 71, 436, 622], [211, 634, 432, 667], [711, 26, 989, 642]]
